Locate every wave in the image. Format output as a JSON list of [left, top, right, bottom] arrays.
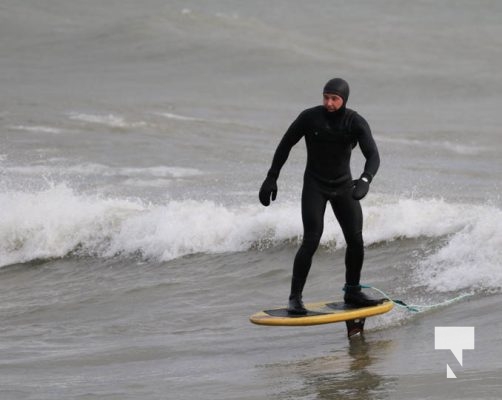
[[0, 186, 500, 292], [155, 112, 203, 122], [7, 125, 64, 134], [366, 196, 502, 293], [4, 163, 202, 179], [415, 207, 502, 292], [67, 112, 148, 129]]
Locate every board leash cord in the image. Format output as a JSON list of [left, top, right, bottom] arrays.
[[359, 284, 472, 313]]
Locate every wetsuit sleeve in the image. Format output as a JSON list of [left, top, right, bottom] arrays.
[[267, 112, 306, 179], [352, 114, 380, 179]]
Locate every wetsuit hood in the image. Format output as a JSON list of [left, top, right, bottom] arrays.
[[323, 78, 350, 106]]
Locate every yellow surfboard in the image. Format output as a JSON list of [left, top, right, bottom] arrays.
[[250, 300, 393, 337]]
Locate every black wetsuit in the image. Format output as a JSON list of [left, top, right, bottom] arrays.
[[266, 105, 380, 298]]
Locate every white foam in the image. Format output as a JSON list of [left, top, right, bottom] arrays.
[[415, 205, 502, 292], [439, 140, 488, 156], [5, 163, 202, 179], [68, 112, 147, 129], [156, 112, 202, 122], [363, 195, 502, 292], [0, 187, 500, 292], [154, 111, 248, 128], [122, 178, 172, 188], [118, 166, 201, 178], [0, 185, 144, 267], [8, 125, 63, 134], [362, 195, 469, 244]]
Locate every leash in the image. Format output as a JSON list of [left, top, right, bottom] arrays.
[[360, 284, 472, 313]]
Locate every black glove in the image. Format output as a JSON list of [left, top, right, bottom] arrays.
[[259, 174, 278, 206], [352, 172, 372, 200]]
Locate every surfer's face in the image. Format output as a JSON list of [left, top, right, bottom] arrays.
[[323, 93, 344, 112]]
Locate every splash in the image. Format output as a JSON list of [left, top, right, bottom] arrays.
[[416, 205, 502, 292]]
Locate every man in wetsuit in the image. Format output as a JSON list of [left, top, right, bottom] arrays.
[[259, 78, 383, 314]]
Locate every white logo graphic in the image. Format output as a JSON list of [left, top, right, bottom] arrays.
[[434, 327, 475, 378]]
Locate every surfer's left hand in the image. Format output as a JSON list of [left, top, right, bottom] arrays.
[[352, 173, 372, 200]]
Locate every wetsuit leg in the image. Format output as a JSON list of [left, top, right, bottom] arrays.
[[329, 188, 364, 286], [290, 177, 327, 297]]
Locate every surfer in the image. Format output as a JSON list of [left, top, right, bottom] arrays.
[[259, 78, 383, 314]]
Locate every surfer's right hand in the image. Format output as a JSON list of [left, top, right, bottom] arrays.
[[259, 176, 278, 206]]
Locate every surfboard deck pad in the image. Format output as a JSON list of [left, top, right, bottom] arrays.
[[250, 300, 393, 338], [263, 301, 356, 317]]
